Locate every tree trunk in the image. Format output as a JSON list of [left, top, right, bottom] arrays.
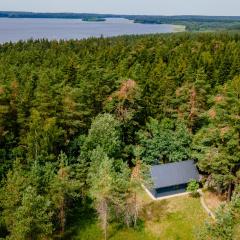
[[60, 199, 65, 235], [133, 192, 138, 228], [103, 201, 108, 240], [188, 86, 197, 132], [227, 182, 233, 202], [99, 200, 108, 240]]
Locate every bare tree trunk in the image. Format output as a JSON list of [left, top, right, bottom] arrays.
[[98, 199, 108, 240], [133, 192, 138, 228], [130, 160, 141, 228], [188, 86, 197, 132], [227, 182, 233, 202], [60, 198, 65, 235], [124, 202, 130, 228], [104, 205, 107, 240]]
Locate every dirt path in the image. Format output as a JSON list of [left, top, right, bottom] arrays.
[[199, 190, 215, 220]]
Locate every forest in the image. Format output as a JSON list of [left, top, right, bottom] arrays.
[[0, 32, 240, 239]]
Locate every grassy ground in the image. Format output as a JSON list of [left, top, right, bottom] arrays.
[[69, 191, 209, 240], [202, 189, 225, 212], [234, 224, 240, 240]]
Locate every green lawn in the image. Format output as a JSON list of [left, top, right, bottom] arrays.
[[68, 192, 209, 240]]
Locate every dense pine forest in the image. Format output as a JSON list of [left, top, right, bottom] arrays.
[[0, 33, 240, 239]]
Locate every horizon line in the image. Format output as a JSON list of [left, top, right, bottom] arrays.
[[1, 10, 240, 18]]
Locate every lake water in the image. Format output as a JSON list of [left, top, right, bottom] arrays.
[[0, 18, 182, 43]]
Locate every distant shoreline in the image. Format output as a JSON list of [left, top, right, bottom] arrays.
[[172, 25, 186, 32], [1, 11, 240, 18], [0, 11, 240, 31]]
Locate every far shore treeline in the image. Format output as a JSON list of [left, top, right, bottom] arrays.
[[1, 11, 240, 31]]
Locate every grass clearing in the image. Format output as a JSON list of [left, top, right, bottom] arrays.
[[70, 191, 209, 240], [141, 194, 208, 240]]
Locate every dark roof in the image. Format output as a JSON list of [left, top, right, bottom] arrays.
[[151, 160, 200, 189]]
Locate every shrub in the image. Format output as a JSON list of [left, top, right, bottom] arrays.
[[187, 179, 200, 197]]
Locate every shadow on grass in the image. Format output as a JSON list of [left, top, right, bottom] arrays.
[[107, 218, 146, 240], [60, 198, 167, 240], [62, 198, 98, 240], [140, 200, 169, 222]]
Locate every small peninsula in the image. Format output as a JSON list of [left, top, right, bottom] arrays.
[[82, 17, 106, 22]]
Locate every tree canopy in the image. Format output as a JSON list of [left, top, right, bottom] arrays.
[[0, 32, 240, 239]]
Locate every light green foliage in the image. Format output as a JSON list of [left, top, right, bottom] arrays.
[[88, 147, 114, 200], [137, 118, 192, 164], [203, 205, 234, 240], [198, 190, 240, 240], [87, 146, 149, 236], [87, 147, 115, 240], [187, 179, 200, 197], [77, 113, 123, 203], [81, 113, 121, 158]]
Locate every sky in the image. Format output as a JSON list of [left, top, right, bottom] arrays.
[[1, 0, 240, 16]]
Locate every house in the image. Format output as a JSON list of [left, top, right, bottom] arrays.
[[148, 160, 200, 199]]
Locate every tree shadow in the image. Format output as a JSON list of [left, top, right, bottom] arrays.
[[61, 198, 98, 240], [140, 199, 169, 222], [107, 219, 146, 240]]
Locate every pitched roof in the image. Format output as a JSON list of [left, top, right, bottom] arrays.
[[150, 160, 200, 189]]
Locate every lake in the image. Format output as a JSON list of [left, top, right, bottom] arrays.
[[0, 18, 184, 43]]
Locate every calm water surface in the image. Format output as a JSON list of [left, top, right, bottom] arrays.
[[0, 18, 181, 43]]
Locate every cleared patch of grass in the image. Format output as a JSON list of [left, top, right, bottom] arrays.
[[71, 192, 209, 240], [142, 195, 208, 240], [72, 220, 155, 240]]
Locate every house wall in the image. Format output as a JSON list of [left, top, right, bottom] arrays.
[[152, 183, 188, 198]]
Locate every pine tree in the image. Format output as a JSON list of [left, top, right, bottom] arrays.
[[87, 147, 114, 240], [22, 109, 64, 162], [49, 152, 80, 235], [8, 186, 53, 240], [0, 161, 53, 240], [104, 79, 143, 147], [173, 68, 210, 132]]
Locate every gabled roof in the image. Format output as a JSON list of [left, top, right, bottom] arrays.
[[151, 160, 200, 189]]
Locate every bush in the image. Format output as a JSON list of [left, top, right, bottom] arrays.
[[187, 179, 200, 197]]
